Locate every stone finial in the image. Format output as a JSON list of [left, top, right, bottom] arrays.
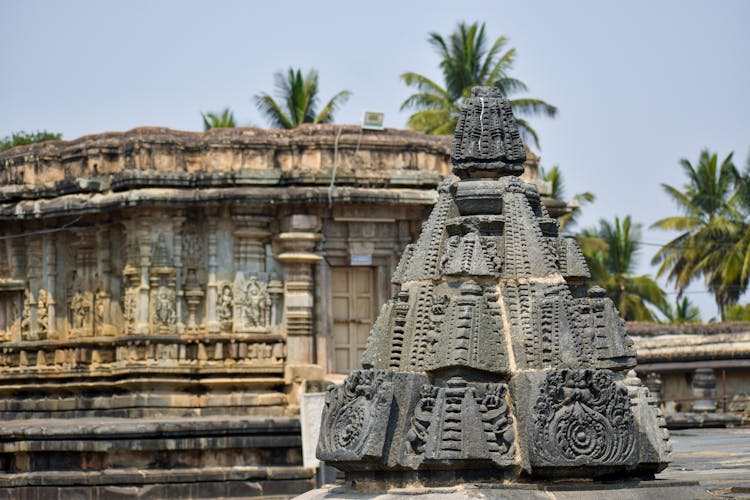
[[451, 86, 526, 179]]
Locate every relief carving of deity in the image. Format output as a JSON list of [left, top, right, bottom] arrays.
[[151, 285, 176, 327], [37, 289, 49, 336], [232, 273, 273, 332], [217, 284, 233, 330], [70, 290, 93, 333], [20, 289, 32, 339], [243, 277, 271, 327]]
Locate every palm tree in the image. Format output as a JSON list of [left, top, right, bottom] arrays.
[[400, 21, 557, 148], [660, 297, 701, 324], [651, 150, 745, 318], [201, 108, 236, 130], [254, 68, 352, 129], [579, 216, 667, 321], [724, 303, 750, 321], [540, 165, 595, 233]]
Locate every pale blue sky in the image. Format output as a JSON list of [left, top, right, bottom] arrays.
[[2, 0, 749, 319]]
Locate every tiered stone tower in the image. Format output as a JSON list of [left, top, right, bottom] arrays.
[[312, 88, 692, 495]]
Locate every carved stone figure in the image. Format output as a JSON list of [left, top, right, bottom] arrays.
[[20, 289, 32, 339], [217, 283, 233, 331], [69, 290, 93, 334], [36, 289, 49, 337], [233, 273, 273, 332], [243, 276, 271, 327], [123, 287, 138, 328], [316, 87, 674, 489], [151, 285, 176, 329]]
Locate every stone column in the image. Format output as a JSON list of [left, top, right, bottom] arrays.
[[135, 219, 152, 335], [10, 239, 26, 282], [644, 372, 663, 405], [173, 213, 186, 333], [26, 237, 43, 341], [43, 233, 56, 339], [205, 215, 220, 333], [275, 215, 324, 379], [691, 368, 718, 412], [96, 226, 111, 336], [232, 215, 271, 277]]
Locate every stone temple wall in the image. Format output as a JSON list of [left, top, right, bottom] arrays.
[[0, 124, 549, 497]]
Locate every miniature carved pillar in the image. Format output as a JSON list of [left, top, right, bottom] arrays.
[[43, 233, 56, 338], [10, 239, 26, 281], [96, 226, 111, 336], [691, 368, 718, 412], [0, 240, 9, 278], [645, 372, 663, 406], [232, 215, 271, 276], [26, 237, 43, 341], [173, 214, 186, 333], [205, 216, 220, 333], [275, 215, 322, 366], [135, 220, 152, 334]]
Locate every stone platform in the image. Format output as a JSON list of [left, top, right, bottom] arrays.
[[659, 427, 750, 497], [297, 480, 710, 499], [0, 416, 315, 498]]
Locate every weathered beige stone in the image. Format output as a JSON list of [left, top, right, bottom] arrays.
[[0, 125, 552, 497]]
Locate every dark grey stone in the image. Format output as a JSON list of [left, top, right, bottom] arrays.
[[314, 86, 685, 494]]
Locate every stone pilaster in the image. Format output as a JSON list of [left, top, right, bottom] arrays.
[[96, 226, 111, 336], [135, 219, 152, 335], [10, 238, 26, 282], [205, 215, 220, 333], [173, 213, 186, 333], [43, 234, 56, 339], [275, 215, 323, 368], [26, 236, 43, 341], [232, 214, 271, 277]]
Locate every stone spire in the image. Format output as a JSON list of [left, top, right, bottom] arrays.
[[316, 86, 672, 487], [451, 86, 526, 179]]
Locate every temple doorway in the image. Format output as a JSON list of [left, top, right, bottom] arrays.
[[331, 266, 375, 373]]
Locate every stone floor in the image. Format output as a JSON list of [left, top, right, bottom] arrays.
[[658, 427, 750, 497]]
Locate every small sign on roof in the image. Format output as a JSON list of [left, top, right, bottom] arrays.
[[362, 111, 385, 130]]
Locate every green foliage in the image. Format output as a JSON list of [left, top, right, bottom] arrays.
[[579, 216, 667, 321], [724, 303, 750, 321], [660, 297, 701, 324], [651, 150, 749, 318], [254, 68, 351, 129], [201, 108, 236, 130], [0, 130, 62, 152], [400, 21, 556, 148], [540, 165, 595, 233]]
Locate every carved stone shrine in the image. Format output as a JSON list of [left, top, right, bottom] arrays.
[[308, 87, 707, 498]]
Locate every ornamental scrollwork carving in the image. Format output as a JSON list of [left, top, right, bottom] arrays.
[[533, 369, 635, 464], [317, 369, 394, 460], [479, 383, 515, 457], [405, 384, 439, 455]]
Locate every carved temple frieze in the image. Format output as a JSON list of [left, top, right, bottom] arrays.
[[0, 206, 292, 377], [0, 335, 286, 375]]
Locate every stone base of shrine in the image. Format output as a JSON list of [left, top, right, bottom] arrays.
[[0, 416, 316, 499], [296, 480, 711, 500]]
